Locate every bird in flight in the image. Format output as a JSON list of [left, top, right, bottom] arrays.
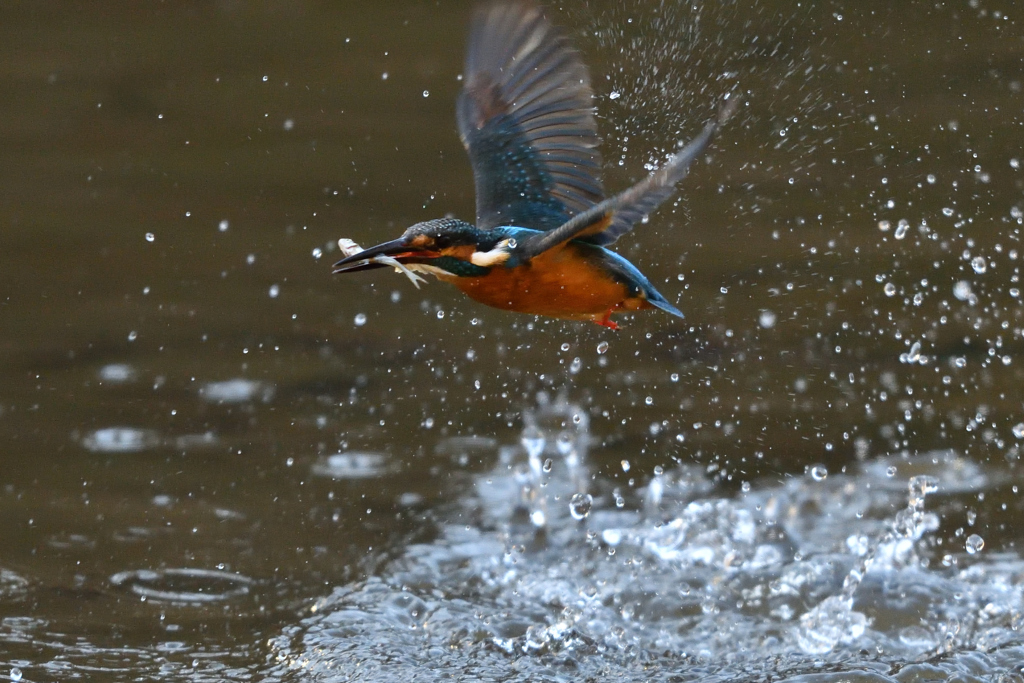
[[334, 1, 734, 329]]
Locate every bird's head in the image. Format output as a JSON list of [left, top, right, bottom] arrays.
[[332, 218, 516, 280]]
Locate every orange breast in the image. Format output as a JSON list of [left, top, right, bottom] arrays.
[[453, 243, 649, 320]]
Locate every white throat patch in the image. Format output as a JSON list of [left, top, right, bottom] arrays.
[[469, 241, 513, 267]]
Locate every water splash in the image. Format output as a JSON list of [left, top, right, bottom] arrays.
[[109, 568, 254, 603], [81, 427, 160, 453], [311, 452, 390, 480], [505, 394, 591, 531], [268, 402, 1024, 682], [794, 474, 938, 654], [198, 379, 275, 404]]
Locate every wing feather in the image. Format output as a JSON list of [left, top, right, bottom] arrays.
[[515, 97, 738, 260], [457, 1, 603, 231]]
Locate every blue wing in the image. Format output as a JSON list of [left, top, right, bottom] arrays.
[[457, 2, 604, 232]]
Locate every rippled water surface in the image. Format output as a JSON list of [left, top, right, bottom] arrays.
[[2, 0, 1023, 681]]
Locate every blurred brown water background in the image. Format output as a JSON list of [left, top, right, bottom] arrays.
[[1, 0, 1024, 680]]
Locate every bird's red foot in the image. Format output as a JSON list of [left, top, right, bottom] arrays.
[[594, 309, 620, 330]]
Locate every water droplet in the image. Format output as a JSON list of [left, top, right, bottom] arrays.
[[653, 465, 664, 476], [354, 313, 367, 326], [246, 253, 256, 265], [312, 247, 323, 260], [530, 509, 546, 527], [569, 493, 593, 520], [645, 396, 653, 406], [436, 310, 445, 319], [602, 528, 622, 544], [810, 464, 828, 481], [596, 341, 609, 354], [127, 330, 138, 342], [894, 219, 909, 239], [521, 426, 545, 464], [953, 281, 972, 301], [422, 90, 429, 97], [11, 667, 22, 682], [560, 342, 570, 352], [741, 481, 751, 492], [902, 340, 922, 364], [647, 475, 664, 508], [883, 282, 897, 296], [609, 90, 621, 100], [971, 256, 987, 274], [99, 363, 135, 383], [758, 310, 777, 329], [621, 459, 630, 472], [82, 427, 159, 453], [283, 119, 294, 131], [965, 533, 984, 554], [886, 465, 897, 478], [541, 458, 553, 473], [268, 284, 280, 298], [908, 475, 939, 501], [1013, 423, 1024, 439], [569, 357, 582, 374], [218, 220, 229, 232], [942, 207, 954, 217], [145, 232, 155, 242], [555, 432, 574, 457]]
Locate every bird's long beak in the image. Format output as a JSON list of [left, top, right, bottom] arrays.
[[332, 238, 428, 274]]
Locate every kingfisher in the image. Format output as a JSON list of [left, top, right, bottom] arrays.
[[334, 0, 734, 329]]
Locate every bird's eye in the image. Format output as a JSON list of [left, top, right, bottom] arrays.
[[505, 238, 517, 249]]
